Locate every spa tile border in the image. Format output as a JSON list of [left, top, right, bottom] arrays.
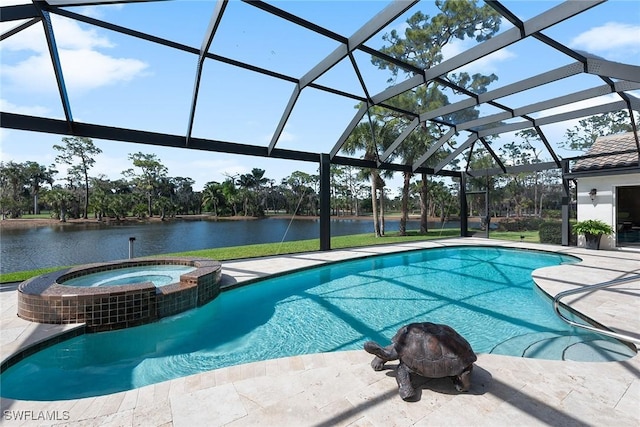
[[17, 258, 222, 331]]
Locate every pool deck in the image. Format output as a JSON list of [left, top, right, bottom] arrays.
[[1, 238, 639, 426]]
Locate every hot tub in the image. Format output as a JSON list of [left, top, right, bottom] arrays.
[[17, 258, 222, 332]]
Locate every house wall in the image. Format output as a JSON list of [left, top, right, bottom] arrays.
[[577, 173, 640, 249]]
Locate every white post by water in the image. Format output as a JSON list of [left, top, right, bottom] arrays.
[[129, 237, 136, 259]]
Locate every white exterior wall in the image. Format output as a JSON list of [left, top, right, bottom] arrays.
[[576, 173, 640, 250]]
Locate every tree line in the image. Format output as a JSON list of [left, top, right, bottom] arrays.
[[0, 136, 457, 224]]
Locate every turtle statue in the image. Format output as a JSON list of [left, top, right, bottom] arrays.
[[364, 322, 477, 400]]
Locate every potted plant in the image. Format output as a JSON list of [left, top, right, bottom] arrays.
[[572, 219, 613, 250]]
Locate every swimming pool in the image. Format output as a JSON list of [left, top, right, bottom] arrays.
[[1, 246, 635, 401]]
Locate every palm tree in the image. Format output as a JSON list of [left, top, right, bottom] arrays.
[[342, 115, 398, 237], [44, 187, 74, 222], [202, 181, 224, 217], [24, 161, 56, 215], [90, 175, 118, 220], [236, 173, 256, 216], [249, 168, 269, 215], [218, 178, 238, 216], [395, 122, 448, 235]]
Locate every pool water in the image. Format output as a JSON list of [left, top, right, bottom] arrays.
[[1, 246, 635, 401], [61, 265, 197, 287]]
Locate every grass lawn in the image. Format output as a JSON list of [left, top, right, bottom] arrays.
[[18, 213, 54, 219]]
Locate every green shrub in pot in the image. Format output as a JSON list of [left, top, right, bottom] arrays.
[[572, 219, 613, 249]]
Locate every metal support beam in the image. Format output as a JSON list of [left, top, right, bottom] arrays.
[[0, 111, 320, 161], [479, 137, 506, 173], [586, 59, 640, 83], [37, 5, 73, 130], [186, 0, 227, 145], [480, 62, 584, 104], [420, 62, 586, 132], [319, 153, 331, 251], [419, 98, 477, 123], [0, 3, 37, 21], [457, 111, 513, 132], [484, 176, 490, 239], [435, 134, 477, 173], [1, 17, 40, 41], [51, 6, 200, 55], [561, 160, 571, 246], [412, 128, 457, 172], [269, 85, 301, 155], [349, 53, 372, 101], [535, 100, 627, 127], [44, 0, 154, 6], [534, 127, 561, 167], [330, 103, 368, 158], [467, 161, 560, 177], [460, 174, 468, 237], [464, 139, 478, 174], [379, 117, 419, 164], [628, 94, 640, 111], [371, 73, 424, 106]]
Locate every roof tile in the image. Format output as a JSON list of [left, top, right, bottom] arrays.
[[572, 132, 639, 171]]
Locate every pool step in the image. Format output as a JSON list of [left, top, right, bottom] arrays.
[[522, 334, 582, 359], [490, 332, 635, 362], [563, 339, 636, 362]]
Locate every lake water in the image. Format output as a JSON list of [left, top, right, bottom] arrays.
[[0, 217, 462, 274]]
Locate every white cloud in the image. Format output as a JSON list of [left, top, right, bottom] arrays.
[[77, 3, 124, 19], [277, 129, 295, 143], [1, 14, 147, 94], [0, 0, 31, 5], [54, 16, 114, 51], [570, 22, 640, 55], [1, 19, 44, 52], [0, 98, 49, 116], [63, 49, 147, 89], [1, 14, 112, 53], [1, 49, 148, 94], [259, 128, 296, 145]]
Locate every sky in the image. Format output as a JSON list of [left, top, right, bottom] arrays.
[[1, 0, 639, 194]]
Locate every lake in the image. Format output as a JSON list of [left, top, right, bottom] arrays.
[[0, 217, 462, 274]]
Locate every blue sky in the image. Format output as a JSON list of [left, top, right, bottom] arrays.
[[1, 0, 639, 193]]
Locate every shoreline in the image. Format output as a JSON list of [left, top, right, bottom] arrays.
[[0, 214, 435, 230]]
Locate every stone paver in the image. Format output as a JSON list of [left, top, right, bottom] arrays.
[[1, 238, 639, 426]]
